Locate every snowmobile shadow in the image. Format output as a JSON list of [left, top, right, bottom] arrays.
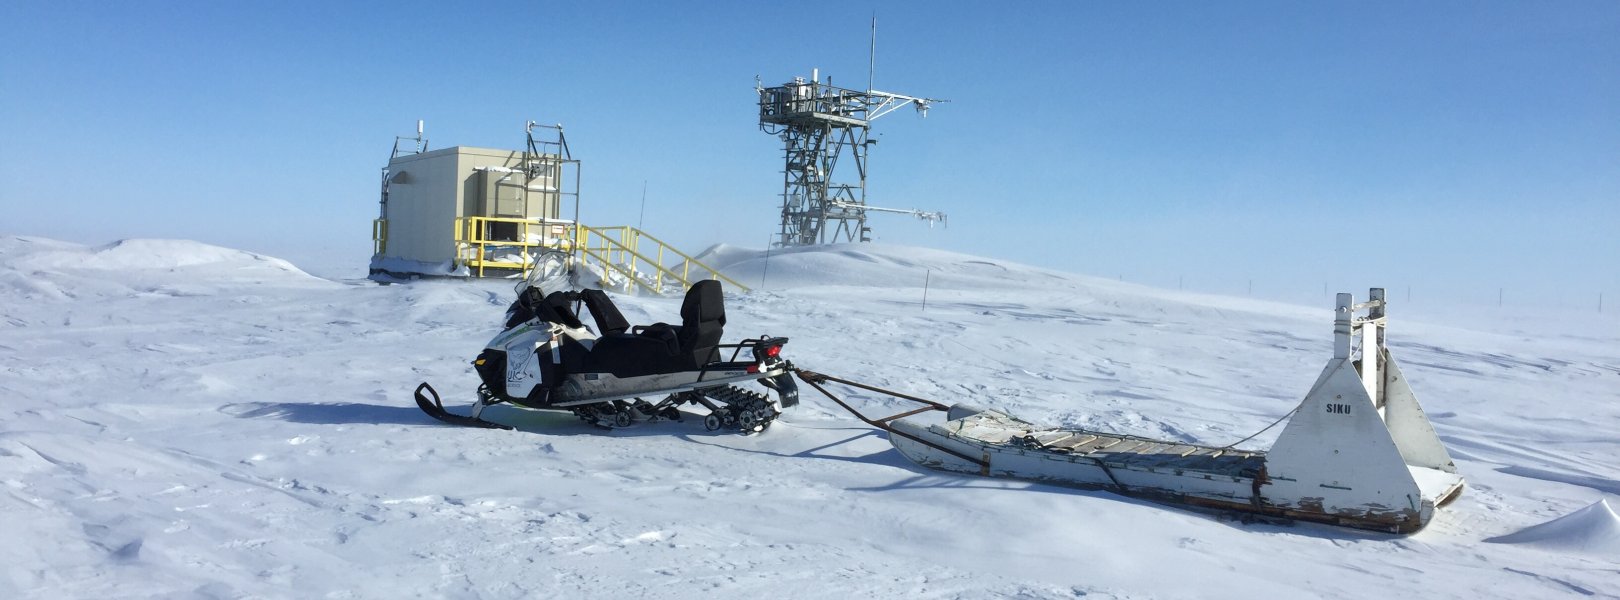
[[476, 405, 739, 438], [221, 400, 715, 436], [220, 401, 431, 426]]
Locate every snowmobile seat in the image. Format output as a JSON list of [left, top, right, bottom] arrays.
[[582, 331, 681, 377], [577, 281, 727, 377], [675, 280, 726, 368], [578, 289, 630, 335]]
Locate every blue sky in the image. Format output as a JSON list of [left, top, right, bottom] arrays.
[[2, 1, 1615, 309]]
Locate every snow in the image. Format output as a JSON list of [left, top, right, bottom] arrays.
[[1488, 499, 1620, 555], [3, 236, 1618, 599], [367, 255, 466, 279]]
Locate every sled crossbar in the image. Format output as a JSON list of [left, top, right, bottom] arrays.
[[794, 370, 988, 471]]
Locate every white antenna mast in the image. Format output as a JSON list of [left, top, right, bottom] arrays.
[[868, 14, 876, 93]]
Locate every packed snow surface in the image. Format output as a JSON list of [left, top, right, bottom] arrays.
[[2, 236, 1617, 599], [1488, 499, 1620, 555]]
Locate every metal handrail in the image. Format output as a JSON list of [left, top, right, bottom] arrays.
[[574, 245, 661, 295], [453, 216, 573, 278], [588, 226, 750, 291], [440, 217, 746, 293], [575, 226, 698, 293], [574, 224, 750, 293]]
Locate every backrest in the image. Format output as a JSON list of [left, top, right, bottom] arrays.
[[677, 280, 726, 366], [578, 289, 630, 335], [542, 291, 585, 330]]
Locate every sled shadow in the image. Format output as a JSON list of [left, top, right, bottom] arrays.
[[852, 472, 1393, 540], [699, 423, 1389, 541], [677, 426, 934, 471], [846, 472, 1390, 540]]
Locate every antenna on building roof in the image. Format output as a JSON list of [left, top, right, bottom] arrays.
[[391, 120, 427, 159]]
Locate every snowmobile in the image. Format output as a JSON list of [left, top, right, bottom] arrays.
[[414, 279, 798, 433]]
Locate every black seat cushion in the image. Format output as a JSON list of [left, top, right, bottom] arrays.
[[637, 322, 680, 349], [585, 333, 683, 377]]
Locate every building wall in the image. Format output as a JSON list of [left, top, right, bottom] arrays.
[[453, 147, 562, 221], [380, 146, 563, 264], [383, 147, 460, 263]]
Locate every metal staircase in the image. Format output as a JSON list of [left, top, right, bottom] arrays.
[[574, 225, 749, 294], [448, 219, 748, 295]]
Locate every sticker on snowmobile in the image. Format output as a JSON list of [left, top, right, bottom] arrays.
[[507, 344, 537, 389]]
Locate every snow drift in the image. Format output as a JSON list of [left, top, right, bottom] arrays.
[[0, 236, 330, 302], [1488, 499, 1620, 555], [3, 237, 311, 274], [698, 242, 1077, 290], [2, 236, 1617, 599]]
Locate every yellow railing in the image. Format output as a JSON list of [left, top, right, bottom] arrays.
[[453, 216, 573, 278], [446, 217, 746, 294], [572, 244, 660, 295], [574, 225, 750, 294], [372, 219, 388, 255]]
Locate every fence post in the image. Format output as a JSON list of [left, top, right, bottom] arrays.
[[922, 269, 932, 312], [761, 237, 772, 288]]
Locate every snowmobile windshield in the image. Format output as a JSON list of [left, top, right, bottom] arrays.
[[515, 249, 572, 295]]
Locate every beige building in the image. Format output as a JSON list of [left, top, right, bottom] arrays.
[[370, 144, 576, 278], [365, 123, 739, 293]]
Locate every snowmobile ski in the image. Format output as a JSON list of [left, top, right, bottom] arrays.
[[414, 382, 514, 430]]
